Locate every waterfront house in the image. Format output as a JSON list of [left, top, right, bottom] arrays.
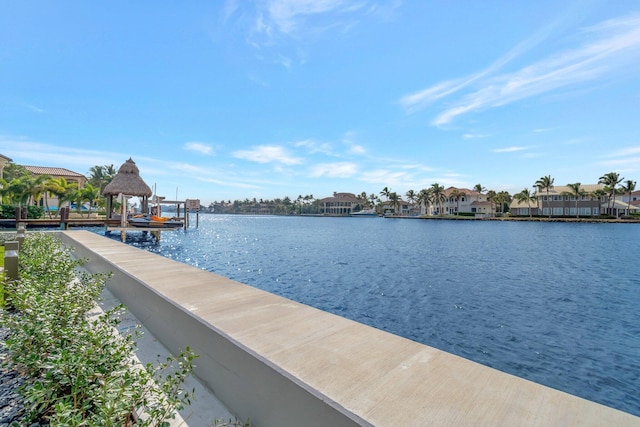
[[509, 183, 640, 217], [423, 187, 491, 216], [320, 192, 360, 215], [23, 165, 87, 211]]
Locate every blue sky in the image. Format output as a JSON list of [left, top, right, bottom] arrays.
[[1, 1, 639, 204]]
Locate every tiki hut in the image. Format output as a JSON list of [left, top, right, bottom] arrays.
[[102, 158, 153, 219]]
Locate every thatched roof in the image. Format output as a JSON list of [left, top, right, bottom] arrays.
[[102, 158, 152, 197]]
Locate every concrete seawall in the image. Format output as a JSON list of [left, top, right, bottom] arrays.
[[59, 230, 639, 426]]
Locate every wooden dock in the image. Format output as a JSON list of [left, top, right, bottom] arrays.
[[105, 226, 183, 241]]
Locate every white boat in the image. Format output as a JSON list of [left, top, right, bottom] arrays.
[[351, 209, 378, 217]]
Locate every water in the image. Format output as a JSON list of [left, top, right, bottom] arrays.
[[107, 214, 640, 416]]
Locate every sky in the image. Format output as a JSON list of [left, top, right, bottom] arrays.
[[1, 1, 639, 205]]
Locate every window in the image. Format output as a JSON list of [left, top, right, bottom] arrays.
[[593, 207, 600, 215], [580, 207, 591, 215], [543, 207, 549, 215], [553, 207, 563, 215], [553, 195, 562, 201], [521, 208, 529, 215], [569, 207, 577, 215]]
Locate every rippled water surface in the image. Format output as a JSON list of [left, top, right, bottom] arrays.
[[113, 214, 640, 415]]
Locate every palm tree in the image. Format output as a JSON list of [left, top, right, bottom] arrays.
[[486, 190, 497, 216], [388, 192, 400, 215], [47, 177, 77, 216], [81, 184, 100, 217], [87, 164, 117, 194], [417, 188, 432, 215], [535, 175, 554, 218], [563, 183, 585, 218], [430, 183, 445, 215], [494, 191, 511, 216], [598, 172, 624, 216], [514, 188, 536, 217], [28, 174, 51, 209], [473, 184, 486, 203], [368, 193, 378, 209], [620, 179, 637, 216], [405, 189, 416, 214], [380, 187, 391, 202]]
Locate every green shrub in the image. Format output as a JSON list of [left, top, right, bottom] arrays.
[[0, 204, 45, 219], [1, 233, 196, 426]]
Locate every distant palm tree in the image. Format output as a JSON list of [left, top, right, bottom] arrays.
[[486, 190, 496, 216], [598, 172, 624, 216], [368, 193, 378, 209], [417, 188, 432, 215], [620, 179, 637, 216], [87, 164, 117, 194], [405, 189, 416, 214], [514, 188, 536, 217], [380, 187, 391, 201], [535, 175, 554, 218], [388, 192, 400, 215], [563, 182, 585, 218], [429, 183, 445, 215]]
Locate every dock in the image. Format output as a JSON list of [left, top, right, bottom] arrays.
[[105, 225, 183, 241]]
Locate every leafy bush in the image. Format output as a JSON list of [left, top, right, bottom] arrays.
[[1, 233, 196, 426], [0, 204, 45, 219]]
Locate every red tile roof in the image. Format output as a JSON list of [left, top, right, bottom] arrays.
[[23, 165, 85, 178]]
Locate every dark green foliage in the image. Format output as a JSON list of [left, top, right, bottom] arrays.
[[0, 204, 45, 219]]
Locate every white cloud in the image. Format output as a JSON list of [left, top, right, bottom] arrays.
[[463, 133, 489, 139], [400, 12, 640, 126], [265, 0, 366, 35], [310, 162, 357, 177], [184, 142, 213, 155], [492, 146, 529, 153], [232, 145, 303, 165], [349, 144, 366, 155], [294, 138, 335, 155], [607, 146, 640, 157]]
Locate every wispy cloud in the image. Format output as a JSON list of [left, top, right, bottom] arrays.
[[310, 161, 357, 177], [400, 12, 640, 126], [232, 144, 303, 165], [294, 138, 335, 155], [21, 102, 46, 113], [492, 146, 529, 153], [261, 0, 367, 35], [184, 142, 213, 155], [463, 133, 490, 139], [607, 146, 640, 157]]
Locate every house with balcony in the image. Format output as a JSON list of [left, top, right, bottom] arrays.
[[424, 187, 491, 216], [320, 192, 360, 215], [508, 183, 639, 217]]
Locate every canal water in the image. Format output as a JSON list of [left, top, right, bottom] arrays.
[[113, 214, 640, 416]]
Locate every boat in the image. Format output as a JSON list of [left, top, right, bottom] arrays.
[[128, 214, 184, 229], [350, 209, 378, 217]]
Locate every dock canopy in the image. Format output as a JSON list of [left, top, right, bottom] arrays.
[[102, 158, 152, 219]]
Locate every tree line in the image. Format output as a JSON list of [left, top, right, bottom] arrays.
[[1, 162, 636, 219]]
